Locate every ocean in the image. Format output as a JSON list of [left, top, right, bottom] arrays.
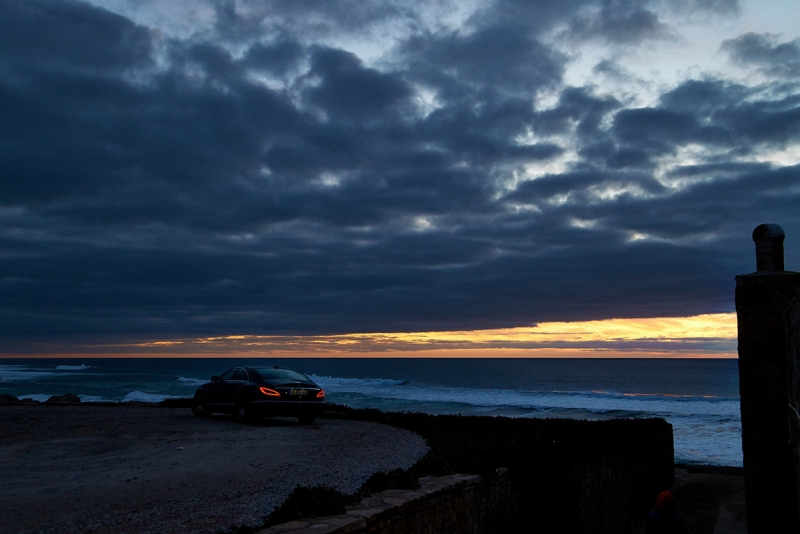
[[0, 357, 742, 467]]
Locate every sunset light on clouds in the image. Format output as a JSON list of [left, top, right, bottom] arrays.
[[1, 0, 799, 357], [20, 313, 737, 358]]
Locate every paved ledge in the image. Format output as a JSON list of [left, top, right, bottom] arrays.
[[632, 467, 747, 534]]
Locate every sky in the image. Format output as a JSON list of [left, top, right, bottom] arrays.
[[1, 0, 799, 358]]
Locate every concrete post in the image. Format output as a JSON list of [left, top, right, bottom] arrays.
[[735, 223, 800, 532]]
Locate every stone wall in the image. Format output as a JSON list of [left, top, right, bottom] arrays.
[[256, 421, 673, 534], [569, 423, 675, 533], [513, 419, 674, 533], [256, 469, 517, 534]]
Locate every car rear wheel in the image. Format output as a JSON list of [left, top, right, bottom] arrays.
[[297, 415, 317, 424], [191, 392, 212, 417], [235, 399, 253, 423]]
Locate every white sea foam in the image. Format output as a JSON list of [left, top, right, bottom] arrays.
[[308, 375, 408, 388], [16, 392, 167, 404], [123, 391, 172, 403], [79, 395, 108, 402], [15, 393, 52, 402], [177, 376, 206, 386], [0, 365, 59, 382], [55, 364, 92, 370], [671, 415, 742, 466], [316, 375, 739, 419], [313, 374, 743, 466]]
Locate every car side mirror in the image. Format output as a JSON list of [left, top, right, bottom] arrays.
[[211, 375, 219, 382]]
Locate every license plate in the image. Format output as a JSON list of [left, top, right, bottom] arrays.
[[289, 389, 308, 396]]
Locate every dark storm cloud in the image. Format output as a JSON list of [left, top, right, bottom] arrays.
[[244, 38, 305, 76], [668, 0, 740, 14], [561, 0, 740, 46], [612, 108, 719, 151], [505, 170, 666, 204], [0, 0, 152, 72], [399, 25, 566, 96], [244, 0, 407, 33], [199, 0, 428, 50], [566, 9, 674, 45], [658, 79, 750, 114], [722, 32, 800, 78], [534, 86, 620, 137], [0, 0, 798, 345], [305, 47, 413, 120], [599, 79, 800, 167]]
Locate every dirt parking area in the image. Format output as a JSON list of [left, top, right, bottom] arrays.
[[0, 405, 428, 534]]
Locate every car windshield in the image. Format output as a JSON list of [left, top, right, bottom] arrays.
[[255, 368, 310, 382]]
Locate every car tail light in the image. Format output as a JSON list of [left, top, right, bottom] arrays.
[[259, 387, 280, 397], [316, 389, 325, 398]]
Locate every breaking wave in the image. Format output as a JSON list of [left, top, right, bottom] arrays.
[[122, 391, 174, 403], [177, 376, 206, 386], [0, 365, 60, 382]]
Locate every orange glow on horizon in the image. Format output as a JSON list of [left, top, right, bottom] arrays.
[[1, 313, 738, 358], [0, 349, 737, 359], [323, 313, 738, 345]]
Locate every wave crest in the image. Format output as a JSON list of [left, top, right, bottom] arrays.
[[0, 366, 59, 382], [177, 376, 206, 386], [123, 391, 172, 403], [308, 375, 408, 388]]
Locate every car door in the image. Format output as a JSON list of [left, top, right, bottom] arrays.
[[206, 368, 235, 406], [219, 367, 248, 406]]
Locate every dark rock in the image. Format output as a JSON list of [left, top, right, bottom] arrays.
[[158, 397, 193, 409], [0, 393, 20, 405], [46, 393, 81, 404]]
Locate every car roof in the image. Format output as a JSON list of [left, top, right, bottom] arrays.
[[222, 366, 311, 381]]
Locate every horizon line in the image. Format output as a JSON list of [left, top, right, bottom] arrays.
[[1, 313, 738, 359]]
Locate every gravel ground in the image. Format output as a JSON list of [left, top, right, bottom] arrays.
[[0, 405, 428, 534]]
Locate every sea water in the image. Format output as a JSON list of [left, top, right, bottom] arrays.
[[0, 357, 741, 466]]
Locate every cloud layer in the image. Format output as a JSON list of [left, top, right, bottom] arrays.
[[1, 0, 799, 345]]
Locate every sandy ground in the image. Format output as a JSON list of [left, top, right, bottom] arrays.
[[0, 405, 429, 534]]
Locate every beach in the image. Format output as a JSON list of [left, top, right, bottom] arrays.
[[0, 404, 428, 534]]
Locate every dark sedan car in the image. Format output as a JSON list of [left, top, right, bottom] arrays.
[[191, 366, 326, 424]]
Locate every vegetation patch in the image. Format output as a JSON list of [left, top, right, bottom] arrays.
[[324, 403, 672, 477], [266, 485, 351, 525], [356, 467, 420, 496], [207, 402, 673, 533]]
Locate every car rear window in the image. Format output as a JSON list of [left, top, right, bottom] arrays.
[[232, 368, 248, 381], [255, 368, 309, 382], [218, 369, 235, 381]]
